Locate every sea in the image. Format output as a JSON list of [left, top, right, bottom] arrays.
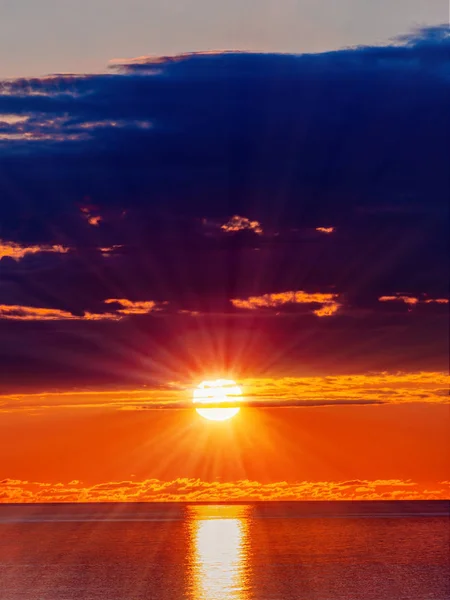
[[0, 501, 448, 600]]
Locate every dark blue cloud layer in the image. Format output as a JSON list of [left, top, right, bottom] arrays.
[[1, 25, 448, 231], [0, 25, 448, 389]]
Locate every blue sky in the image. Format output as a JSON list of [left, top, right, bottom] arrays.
[[0, 0, 446, 77]]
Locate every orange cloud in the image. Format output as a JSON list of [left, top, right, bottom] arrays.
[[0, 298, 168, 322], [1, 371, 446, 413], [99, 244, 124, 256], [231, 290, 341, 317], [104, 298, 167, 314], [88, 215, 101, 226], [0, 387, 185, 413], [242, 371, 449, 405], [379, 295, 419, 305], [379, 294, 448, 307], [0, 240, 69, 261], [1, 477, 448, 503], [0, 240, 127, 261], [221, 215, 263, 235], [0, 304, 122, 322], [313, 303, 340, 317], [316, 227, 335, 234], [80, 205, 102, 226], [0, 305, 82, 321]]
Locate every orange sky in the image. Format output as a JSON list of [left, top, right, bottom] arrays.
[[1, 373, 448, 503]]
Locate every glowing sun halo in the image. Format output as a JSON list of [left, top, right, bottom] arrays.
[[193, 379, 242, 421]]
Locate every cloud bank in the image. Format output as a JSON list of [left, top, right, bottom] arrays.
[[1, 477, 449, 504]]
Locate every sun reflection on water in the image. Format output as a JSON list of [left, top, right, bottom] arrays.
[[188, 505, 249, 600]]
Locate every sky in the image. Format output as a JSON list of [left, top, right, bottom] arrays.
[[0, 6, 449, 502], [0, 0, 447, 77]]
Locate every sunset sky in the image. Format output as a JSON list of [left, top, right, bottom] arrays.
[[0, 7, 448, 502]]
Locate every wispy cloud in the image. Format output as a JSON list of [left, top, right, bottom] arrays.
[[0, 241, 69, 261], [104, 298, 168, 315], [0, 298, 167, 321], [231, 291, 341, 317], [243, 372, 449, 405], [0, 111, 151, 143], [0, 304, 119, 321], [379, 294, 448, 308], [0, 371, 446, 413], [316, 227, 334, 234]]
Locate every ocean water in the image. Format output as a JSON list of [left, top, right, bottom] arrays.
[[0, 501, 448, 600]]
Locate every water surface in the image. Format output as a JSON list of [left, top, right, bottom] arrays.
[[0, 501, 448, 599]]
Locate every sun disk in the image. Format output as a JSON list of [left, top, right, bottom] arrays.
[[193, 379, 242, 421]]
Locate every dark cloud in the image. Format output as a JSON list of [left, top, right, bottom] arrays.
[[0, 25, 448, 390], [1, 25, 449, 225], [136, 398, 384, 409]]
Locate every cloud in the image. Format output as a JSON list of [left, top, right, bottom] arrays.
[[104, 298, 167, 315], [80, 204, 102, 226], [221, 215, 263, 235], [1, 26, 448, 225], [0, 241, 69, 261], [0, 25, 448, 390], [231, 291, 341, 317], [379, 294, 448, 308], [380, 295, 419, 305], [0, 298, 167, 321], [243, 372, 450, 405], [0, 304, 88, 321], [0, 110, 151, 142], [1, 477, 448, 504], [0, 371, 446, 412], [135, 398, 383, 410], [0, 305, 123, 321]]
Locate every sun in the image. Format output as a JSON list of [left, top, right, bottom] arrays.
[[193, 379, 242, 421]]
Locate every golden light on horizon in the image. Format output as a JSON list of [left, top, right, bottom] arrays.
[[193, 379, 242, 421]]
